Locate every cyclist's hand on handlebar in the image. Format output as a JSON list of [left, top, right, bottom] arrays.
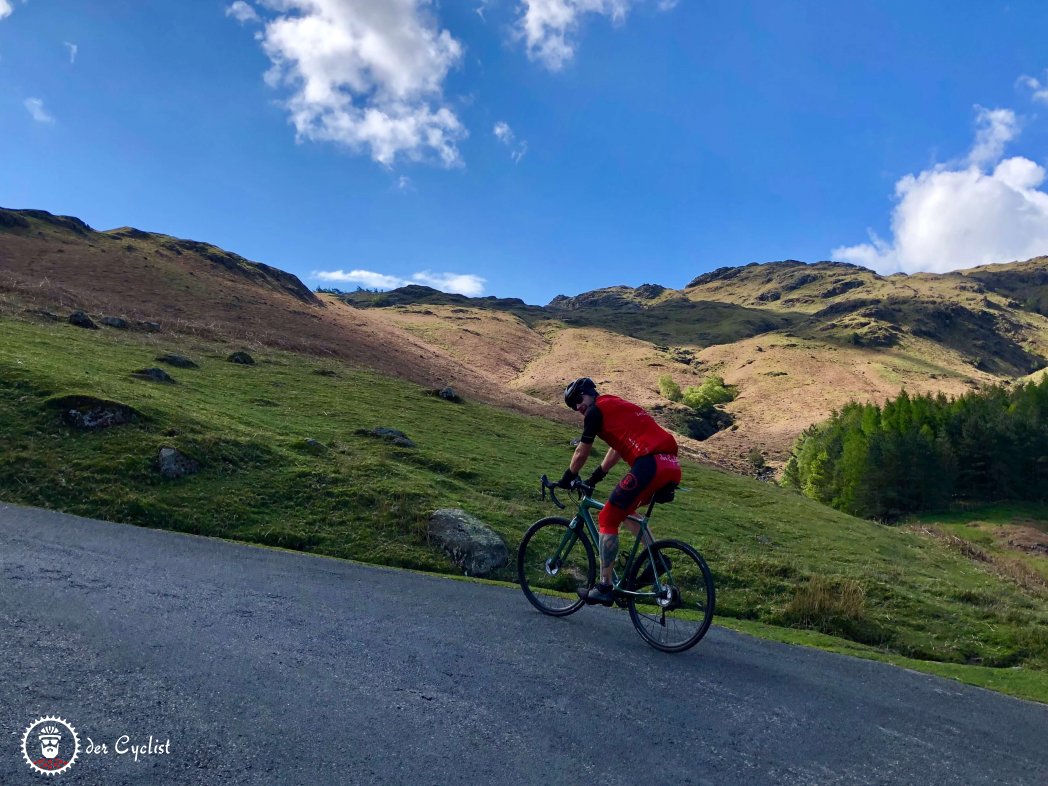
[[556, 468, 577, 489], [584, 466, 607, 488]]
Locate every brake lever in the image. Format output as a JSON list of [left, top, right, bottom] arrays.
[[540, 475, 565, 509]]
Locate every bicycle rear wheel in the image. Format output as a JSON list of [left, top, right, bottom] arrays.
[[626, 539, 715, 652], [517, 517, 596, 616]]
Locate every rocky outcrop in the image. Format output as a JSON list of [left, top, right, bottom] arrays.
[[547, 287, 642, 311], [50, 396, 141, 429], [102, 316, 129, 329], [428, 509, 508, 577], [635, 283, 667, 299]]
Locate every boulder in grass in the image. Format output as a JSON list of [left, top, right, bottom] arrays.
[[356, 427, 416, 448], [69, 310, 98, 330], [228, 351, 255, 365], [438, 386, 461, 403], [136, 321, 162, 333], [101, 316, 129, 329], [50, 395, 141, 430], [156, 354, 198, 369], [156, 447, 200, 479], [428, 509, 508, 577], [132, 367, 176, 384]]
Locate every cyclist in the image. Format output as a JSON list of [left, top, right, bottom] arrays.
[[554, 377, 681, 606]]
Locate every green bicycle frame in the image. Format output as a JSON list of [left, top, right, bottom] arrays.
[[555, 493, 666, 598]]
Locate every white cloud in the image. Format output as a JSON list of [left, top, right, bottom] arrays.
[[315, 268, 407, 289], [226, 1, 260, 23], [244, 0, 466, 167], [313, 268, 487, 295], [493, 121, 513, 143], [1018, 72, 1048, 105], [518, 0, 631, 70], [0, 1, 13, 21], [64, 42, 78, 64], [516, 0, 675, 70], [411, 270, 486, 296], [493, 120, 527, 162], [833, 106, 1048, 275], [24, 97, 54, 124], [967, 106, 1019, 168]]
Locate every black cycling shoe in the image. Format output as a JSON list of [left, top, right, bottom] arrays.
[[635, 553, 673, 587], [577, 582, 615, 607]]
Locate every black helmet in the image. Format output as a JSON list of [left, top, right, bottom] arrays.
[[564, 377, 598, 409]]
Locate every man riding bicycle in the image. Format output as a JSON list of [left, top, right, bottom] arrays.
[[554, 377, 681, 606]]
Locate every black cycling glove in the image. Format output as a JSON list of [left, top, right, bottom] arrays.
[[557, 469, 578, 489], [585, 466, 607, 487]]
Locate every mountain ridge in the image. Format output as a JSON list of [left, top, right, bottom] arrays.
[[4, 205, 1048, 473]]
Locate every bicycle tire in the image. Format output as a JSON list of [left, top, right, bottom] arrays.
[[626, 539, 715, 652], [517, 516, 596, 617]]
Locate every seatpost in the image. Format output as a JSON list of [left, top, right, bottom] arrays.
[[643, 497, 658, 519]]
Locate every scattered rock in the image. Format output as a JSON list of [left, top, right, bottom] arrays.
[[136, 321, 162, 332], [302, 438, 327, 454], [357, 427, 416, 448], [228, 351, 255, 365], [132, 367, 176, 384], [156, 354, 198, 369], [49, 395, 141, 429], [68, 310, 98, 330], [156, 447, 200, 479], [101, 316, 129, 329], [428, 509, 509, 577], [312, 369, 338, 377]]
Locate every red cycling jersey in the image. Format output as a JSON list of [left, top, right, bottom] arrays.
[[581, 394, 677, 465]]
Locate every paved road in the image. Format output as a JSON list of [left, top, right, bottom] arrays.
[[2, 502, 1046, 785]]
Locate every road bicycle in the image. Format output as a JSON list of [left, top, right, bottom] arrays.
[[517, 475, 715, 652]]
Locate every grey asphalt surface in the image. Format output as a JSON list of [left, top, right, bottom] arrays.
[[1, 501, 1046, 786]]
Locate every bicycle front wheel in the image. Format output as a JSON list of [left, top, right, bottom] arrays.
[[626, 539, 715, 652], [517, 517, 596, 617]]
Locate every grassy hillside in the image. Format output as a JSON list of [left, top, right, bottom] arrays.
[[2, 312, 1047, 702], [7, 207, 1048, 477]]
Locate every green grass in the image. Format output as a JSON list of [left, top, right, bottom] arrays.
[[2, 313, 1048, 703]]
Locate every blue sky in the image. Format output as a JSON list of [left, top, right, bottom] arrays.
[[4, 1, 1048, 305]]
